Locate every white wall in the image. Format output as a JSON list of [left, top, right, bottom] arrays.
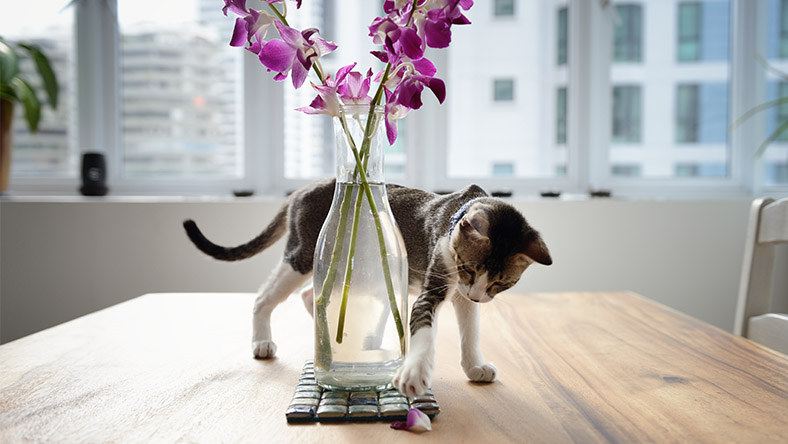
[[0, 196, 762, 343]]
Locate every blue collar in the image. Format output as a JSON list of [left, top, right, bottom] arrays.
[[448, 197, 486, 237]]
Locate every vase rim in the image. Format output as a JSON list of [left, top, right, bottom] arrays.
[[339, 104, 383, 116]]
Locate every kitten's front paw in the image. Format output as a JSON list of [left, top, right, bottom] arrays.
[[252, 340, 277, 359], [465, 362, 497, 382], [393, 359, 433, 397]]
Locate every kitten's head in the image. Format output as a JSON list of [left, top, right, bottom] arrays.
[[448, 200, 552, 303]]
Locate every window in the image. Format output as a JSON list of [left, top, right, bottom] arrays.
[[447, 2, 568, 180], [492, 162, 514, 176], [774, 82, 788, 142], [556, 87, 567, 144], [493, 79, 515, 102], [676, 83, 728, 144], [678, 1, 729, 62], [676, 85, 699, 143], [678, 3, 701, 61], [781, 0, 788, 58], [494, 0, 515, 17], [5, 1, 785, 196], [613, 4, 642, 62], [675, 163, 727, 177], [612, 85, 641, 143], [611, 165, 641, 177], [118, 0, 242, 179], [3, 0, 76, 177], [765, 1, 788, 187], [557, 7, 568, 66]]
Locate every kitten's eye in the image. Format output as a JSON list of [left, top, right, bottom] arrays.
[[488, 282, 509, 294], [458, 265, 475, 283]]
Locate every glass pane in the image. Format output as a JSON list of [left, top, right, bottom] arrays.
[[614, 4, 642, 62], [609, 0, 730, 179], [2, 1, 76, 177], [447, 1, 569, 179], [119, 0, 242, 178], [765, 0, 788, 185], [494, 0, 516, 17], [282, 1, 405, 181], [677, 3, 701, 62]]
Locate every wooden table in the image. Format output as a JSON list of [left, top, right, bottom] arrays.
[[1, 292, 787, 443]]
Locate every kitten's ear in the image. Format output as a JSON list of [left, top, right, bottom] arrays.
[[459, 213, 490, 246], [525, 235, 552, 266], [464, 209, 490, 237]]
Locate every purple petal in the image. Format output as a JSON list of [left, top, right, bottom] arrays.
[[291, 62, 309, 89], [391, 408, 432, 432], [296, 95, 328, 115], [425, 12, 452, 48], [258, 39, 295, 73], [396, 80, 424, 110], [310, 35, 338, 56], [386, 115, 398, 145], [274, 20, 302, 46], [370, 51, 389, 63], [222, 0, 247, 16], [335, 63, 357, 84], [426, 77, 446, 103], [412, 58, 437, 77], [397, 27, 424, 60], [230, 17, 249, 47]]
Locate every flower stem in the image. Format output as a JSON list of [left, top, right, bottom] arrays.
[[335, 183, 363, 343], [314, 180, 356, 370], [336, 112, 406, 354]]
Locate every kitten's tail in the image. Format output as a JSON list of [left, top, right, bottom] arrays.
[[183, 204, 288, 261]]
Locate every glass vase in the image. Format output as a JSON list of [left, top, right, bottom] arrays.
[[313, 104, 408, 391]]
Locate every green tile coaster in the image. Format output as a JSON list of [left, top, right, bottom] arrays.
[[285, 360, 440, 423]]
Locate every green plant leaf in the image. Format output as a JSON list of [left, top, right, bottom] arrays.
[[755, 118, 788, 158], [18, 43, 58, 108], [0, 39, 20, 86], [11, 77, 41, 132], [730, 96, 788, 132]]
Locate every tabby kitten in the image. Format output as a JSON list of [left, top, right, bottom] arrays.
[[183, 179, 552, 397]]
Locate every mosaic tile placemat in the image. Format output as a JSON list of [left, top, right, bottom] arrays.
[[285, 360, 440, 423]]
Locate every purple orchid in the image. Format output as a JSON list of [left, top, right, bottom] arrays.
[[223, 1, 276, 49], [224, 0, 473, 145], [369, 17, 424, 61], [298, 63, 376, 116], [338, 69, 374, 105], [296, 63, 356, 116], [258, 21, 338, 89]]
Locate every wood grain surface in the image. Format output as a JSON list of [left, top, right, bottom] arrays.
[[1, 291, 787, 443]]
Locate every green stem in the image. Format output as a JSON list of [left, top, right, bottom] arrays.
[[336, 113, 406, 354], [335, 184, 363, 343], [314, 181, 356, 370]]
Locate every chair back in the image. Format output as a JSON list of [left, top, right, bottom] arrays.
[[734, 198, 788, 355]]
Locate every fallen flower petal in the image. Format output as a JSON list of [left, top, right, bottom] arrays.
[[390, 408, 432, 432]]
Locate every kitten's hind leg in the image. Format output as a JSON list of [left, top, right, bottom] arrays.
[[300, 285, 314, 317], [452, 294, 497, 383], [252, 260, 311, 359]]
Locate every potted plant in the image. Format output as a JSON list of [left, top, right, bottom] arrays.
[[0, 37, 59, 192]]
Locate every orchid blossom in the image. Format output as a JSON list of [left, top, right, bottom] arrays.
[[223, 0, 472, 144]]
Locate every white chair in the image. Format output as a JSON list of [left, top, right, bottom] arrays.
[[734, 197, 788, 355]]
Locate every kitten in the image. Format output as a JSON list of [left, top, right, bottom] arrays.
[[183, 178, 552, 396]]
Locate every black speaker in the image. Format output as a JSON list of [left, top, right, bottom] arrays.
[[80, 152, 108, 196]]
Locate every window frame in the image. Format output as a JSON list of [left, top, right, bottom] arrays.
[[6, 0, 786, 198]]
